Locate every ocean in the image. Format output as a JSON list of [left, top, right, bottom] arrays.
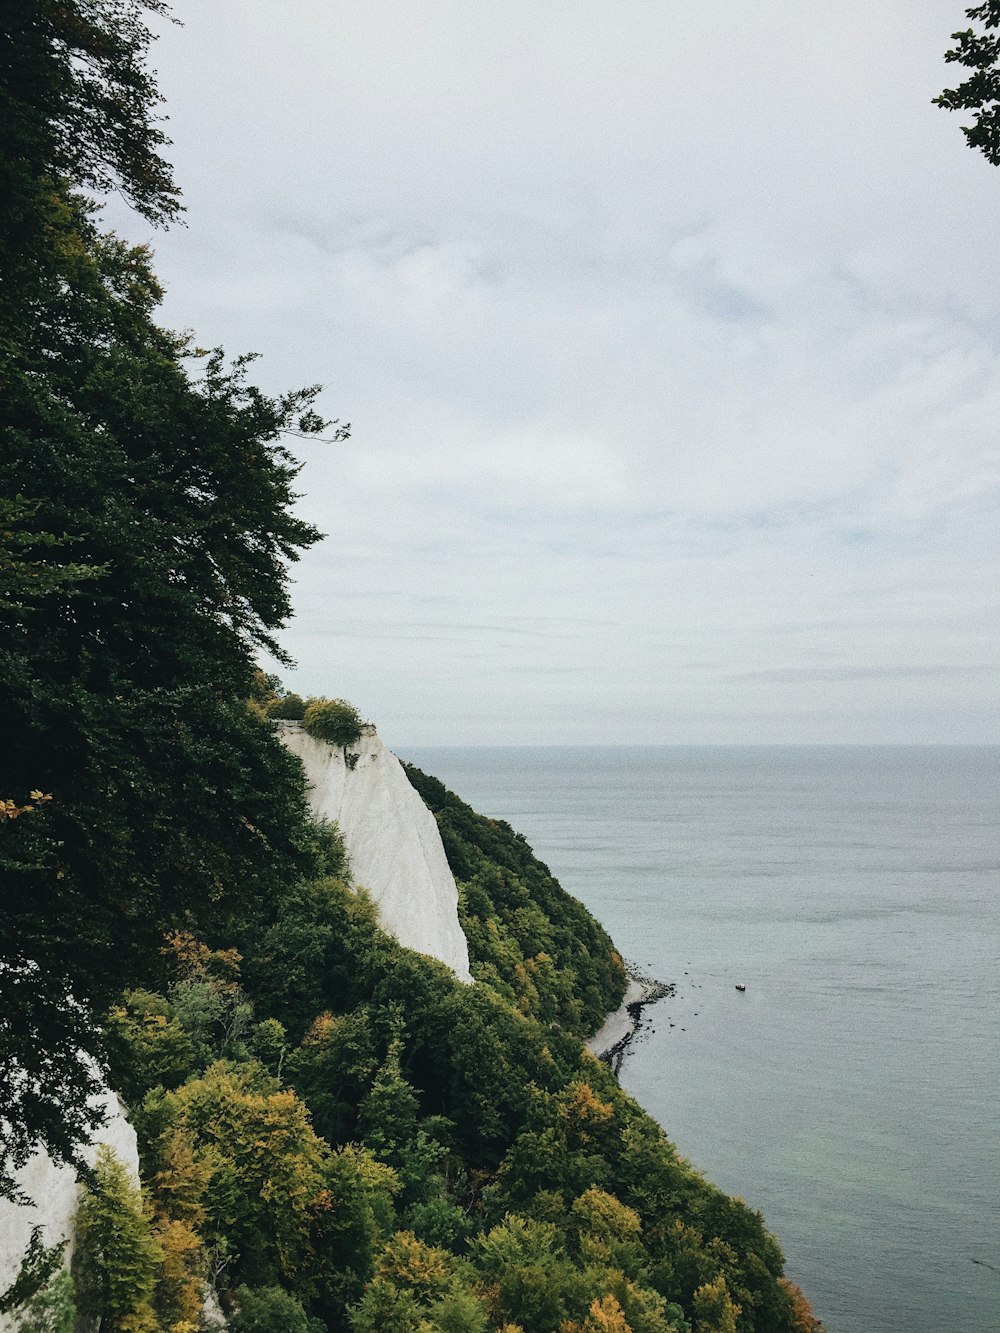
[[400, 745, 1000, 1333]]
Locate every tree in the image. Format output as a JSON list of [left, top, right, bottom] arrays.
[[357, 1038, 421, 1159], [0, 250, 329, 1177], [403, 763, 627, 1037], [72, 1145, 162, 1333], [0, 497, 106, 612], [143, 1065, 398, 1315], [935, 3, 1000, 163], [0, 0, 181, 226], [0, 0, 344, 1192], [228, 1285, 326, 1333], [0, 1227, 68, 1322], [691, 1276, 739, 1333]]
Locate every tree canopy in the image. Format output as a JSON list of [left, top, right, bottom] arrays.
[[0, 0, 337, 1191], [935, 2, 1000, 163]]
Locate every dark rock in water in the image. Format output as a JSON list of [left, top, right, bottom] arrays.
[[593, 967, 673, 1076]]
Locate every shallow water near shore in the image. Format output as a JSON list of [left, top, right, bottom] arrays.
[[401, 744, 1000, 1333]]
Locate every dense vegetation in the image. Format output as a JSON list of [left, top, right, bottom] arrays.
[[0, 0, 340, 1189], [404, 765, 627, 1038], [73, 846, 814, 1333], [3, 740, 822, 1332], [1, 4, 821, 1331]]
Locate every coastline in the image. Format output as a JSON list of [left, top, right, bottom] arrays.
[[586, 968, 673, 1075]]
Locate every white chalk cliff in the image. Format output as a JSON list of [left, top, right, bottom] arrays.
[[278, 722, 472, 983], [0, 1087, 138, 1329]]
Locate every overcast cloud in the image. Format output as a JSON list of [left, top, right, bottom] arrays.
[[107, 0, 999, 744]]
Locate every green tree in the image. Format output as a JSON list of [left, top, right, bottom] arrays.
[[0, 161, 335, 1204], [72, 1145, 161, 1333], [0, 497, 106, 612], [403, 764, 626, 1036], [935, 2, 1000, 163], [267, 692, 308, 720], [228, 1285, 326, 1333], [692, 1275, 739, 1333], [0, 0, 181, 231], [143, 1064, 398, 1316], [358, 1037, 421, 1159], [0, 1227, 67, 1321], [0, 0, 352, 1196], [348, 1275, 424, 1333], [471, 1214, 577, 1329]]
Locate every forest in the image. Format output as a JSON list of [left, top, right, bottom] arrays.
[[1, 4, 824, 1330]]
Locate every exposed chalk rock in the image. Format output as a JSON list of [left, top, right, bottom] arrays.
[[278, 722, 472, 983], [0, 1086, 139, 1328]]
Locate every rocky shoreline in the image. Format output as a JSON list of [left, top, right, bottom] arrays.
[[586, 968, 674, 1076]]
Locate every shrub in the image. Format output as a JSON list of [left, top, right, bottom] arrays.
[[228, 1285, 326, 1333], [13, 1268, 75, 1333], [266, 693, 307, 721], [302, 698, 363, 747]]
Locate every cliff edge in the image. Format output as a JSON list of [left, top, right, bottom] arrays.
[[277, 722, 472, 983]]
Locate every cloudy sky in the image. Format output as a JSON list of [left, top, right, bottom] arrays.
[[109, 0, 999, 744]]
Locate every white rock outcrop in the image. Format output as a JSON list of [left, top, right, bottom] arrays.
[[278, 722, 472, 983], [0, 1087, 139, 1327]]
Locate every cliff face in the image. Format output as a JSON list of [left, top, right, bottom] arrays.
[[0, 1087, 138, 1328], [277, 722, 472, 983]]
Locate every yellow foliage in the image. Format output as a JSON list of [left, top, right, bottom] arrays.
[[162, 930, 242, 990], [572, 1187, 642, 1241], [336, 1143, 400, 1204], [301, 1010, 337, 1046], [561, 1294, 633, 1333], [118, 1313, 160, 1333], [559, 1082, 615, 1143], [376, 1230, 452, 1301], [153, 1130, 215, 1228], [155, 1216, 203, 1328], [693, 1274, 740, 1333], [779, 1278, 824, 1332], [1, 791, 51, 819]]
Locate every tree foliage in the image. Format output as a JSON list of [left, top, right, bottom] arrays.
[[11, 1269, 76, 1333], [403, 764, 627, 1036], [103, 864, 810, 1332], [302, 698, 365, 747], [72, 1145, 162, 1333], [0, 0, 341, 1188], [935, 2, 1000, 163], [0, 0, 181, 228]]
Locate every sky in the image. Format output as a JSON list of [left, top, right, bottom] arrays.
[[107, 0, 999, 745]]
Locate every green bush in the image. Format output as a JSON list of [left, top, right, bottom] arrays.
[[266, 692, 307, 721], [302, 698, 364, 746], [14, 1268, 75, 1333], [229, 1285, 326, 1333]]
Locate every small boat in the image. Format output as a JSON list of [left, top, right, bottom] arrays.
[[735, 983, 746, 992]]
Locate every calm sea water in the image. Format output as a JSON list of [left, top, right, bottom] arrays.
[[401, 746, 1000, 1333]]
